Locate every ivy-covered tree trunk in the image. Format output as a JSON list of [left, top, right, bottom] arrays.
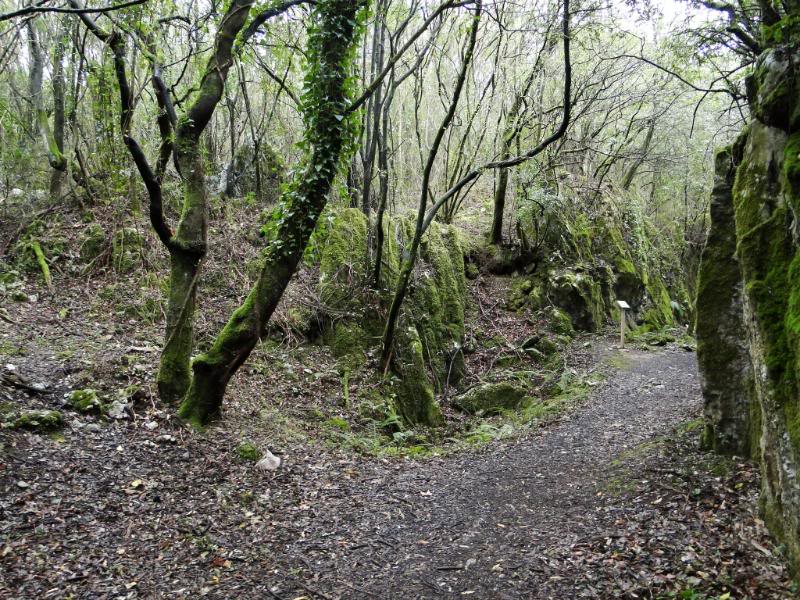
[[178, 0, 365, 426]]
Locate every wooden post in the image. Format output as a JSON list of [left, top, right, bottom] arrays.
[[616, 300, 630, 348]]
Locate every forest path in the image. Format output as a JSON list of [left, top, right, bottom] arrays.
[[3, 343, 791, 598], [291, 346, 701, 599]]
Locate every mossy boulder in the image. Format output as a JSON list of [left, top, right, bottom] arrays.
[[455, 382, 528, 415], [68, 388, 103, 413], [520, 334, 558, 356], [12, 409, 63, 431], [465, 262, 480, 280], [641, 280, 675, 330], [324, 322, 369, 371], [695, 38, 800, 571], [318, 208, 370, 311], [314, 208, 467, 426], [236, 441, 261, 461], [542, 306, 574, 336], [393, 325, 443, 426], [696, 145, 757, 457], [508, 277, 543, 312]]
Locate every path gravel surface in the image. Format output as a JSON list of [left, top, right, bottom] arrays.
[[1, 346, 794, 598]]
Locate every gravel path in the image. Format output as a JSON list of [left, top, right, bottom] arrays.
[[3, 346, 793, 598], [285, 347, 701, 598]]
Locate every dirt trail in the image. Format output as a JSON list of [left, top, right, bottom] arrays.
[[2, 345, 792, 599]]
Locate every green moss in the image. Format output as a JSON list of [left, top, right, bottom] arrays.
[[12, 409, 63, 431], [730, 118, 800, 565], [68, 388, 102, 413], [548, 267, 608, 331], [235, 441, 260, 461], [314, 208, 466, 427], [318, 208, 369, 309], [545, 306, 574, 336], [111, 227, 143, 273], [508, 277, 543, 311], [465, 262, 480, 280], [79, 223, 106, 263], [641, 280, 674, 330], [324, 416, 350, 431], [393, 325, 443, 426], [455, 382, 529, 415], [324, 322, 369, 370]]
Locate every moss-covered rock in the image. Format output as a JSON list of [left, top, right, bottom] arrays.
[[543, 306, 574, 336], [696, 36, 800, 571], [508, 277, 543, 312], [465, 262, 480, 280], [12, 409, 63, 431], [393, 325, 443, 425], [236, 441, 261, 461], [454, 382, 529, 415], [314, 207, 467, 427], [68, 388, 102, 413], [318, 208, 370, 310], [324, 321, 369, 371], [519, 334, 558, 356], [696, 145, 758, 457], [548, 267, 607, 331]]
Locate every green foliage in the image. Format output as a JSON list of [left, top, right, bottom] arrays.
[[2, 409, 64, 432], [68, 388, 103, 413], [235, 441, 261, 461]]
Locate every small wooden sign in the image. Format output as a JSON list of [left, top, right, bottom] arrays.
[[616, 300, 630, 347]]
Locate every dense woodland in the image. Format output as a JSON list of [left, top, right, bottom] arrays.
[[0, 0, 799, 597]]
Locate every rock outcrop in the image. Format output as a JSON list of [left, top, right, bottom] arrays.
[[696, 29, 800, 570], [696, 147, 758, 457], [315, 207, 466, 426]]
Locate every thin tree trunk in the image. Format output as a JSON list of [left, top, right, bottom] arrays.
[[621, 118, 655, 190], [490, 161, 510, 244], [28, 21, 68, 200], [380, 2, 481, 371]]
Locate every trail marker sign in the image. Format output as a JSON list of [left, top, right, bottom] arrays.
[[616, 300, 630, 347]]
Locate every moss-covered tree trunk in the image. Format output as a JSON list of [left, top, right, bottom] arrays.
[[178, 0, 365, 426], [490, 161, 510, 245]]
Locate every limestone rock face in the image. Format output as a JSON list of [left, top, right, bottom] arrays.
[[315, 208, 466, 426], [697, 32, 800, 569], [695, 147, 757, 457], [548, 267, 609, 332]]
